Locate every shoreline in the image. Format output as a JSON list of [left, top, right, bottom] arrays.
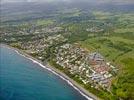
[[1, 44, 99, 100]]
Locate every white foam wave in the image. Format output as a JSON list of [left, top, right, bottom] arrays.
[[15, 50, 94, 100]]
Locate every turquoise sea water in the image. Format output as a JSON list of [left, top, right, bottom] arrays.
[[0, 45, 88, 100]]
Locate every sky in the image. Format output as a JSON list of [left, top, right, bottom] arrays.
[[1, 0, 134, 4]]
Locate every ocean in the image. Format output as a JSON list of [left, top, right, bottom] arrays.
[[0, 45, 88, 100]]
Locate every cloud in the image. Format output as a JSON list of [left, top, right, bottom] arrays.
[[1, 0, 134, 4], [99, 0, 134, 4], [1, 0, 27, 2]]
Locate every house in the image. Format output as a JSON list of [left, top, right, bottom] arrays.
[[89, 52, 104, 65]]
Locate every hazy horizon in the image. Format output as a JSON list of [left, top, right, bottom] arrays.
[[1, 0, 134, 4]]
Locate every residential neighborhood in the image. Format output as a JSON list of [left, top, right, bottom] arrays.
[[55, 44, 117, 90]]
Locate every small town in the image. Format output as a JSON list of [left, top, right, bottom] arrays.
[[10, 33, 118, 91], [54, 44, 118, 90], [1, 1, 133, 99]]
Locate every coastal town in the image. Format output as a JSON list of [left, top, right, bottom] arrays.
[[8, 32, 118, 92], [1, 1, 133, 99], [54, 44, 118, 90], [0, 14, 119, 93]]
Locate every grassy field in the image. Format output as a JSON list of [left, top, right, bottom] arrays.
[[78, 36, 134, 99], [79, 36, 133, 61], [36, 19, 54, 26], [92, 11, 112, 20], [114, 28, 134, 33]]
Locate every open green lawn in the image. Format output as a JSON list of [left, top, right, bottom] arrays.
[[117, 13, 134, 22], [79, 36, 134, 61], [36, 19, 54, 26], [92, 11, 112, 20], [114, 28, 134, 33]]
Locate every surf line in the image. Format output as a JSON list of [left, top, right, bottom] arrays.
[[14, 50, 94, 100]]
